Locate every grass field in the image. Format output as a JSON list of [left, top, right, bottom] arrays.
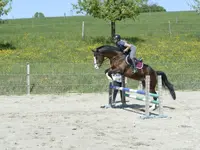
[[0, 11, 200, 94]]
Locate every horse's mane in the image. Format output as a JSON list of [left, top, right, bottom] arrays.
[[96, 45, 121, 53]]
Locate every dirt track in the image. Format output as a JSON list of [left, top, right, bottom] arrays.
[[0, 91, 200, 150]]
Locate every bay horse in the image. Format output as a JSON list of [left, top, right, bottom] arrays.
[[92, 45, 176, 109]]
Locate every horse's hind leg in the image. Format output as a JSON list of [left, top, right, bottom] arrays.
[[143, 76, 158, 101], [148, 88, 158, 111], [148, 76, 159, 111], [141, 80, 145, 90]]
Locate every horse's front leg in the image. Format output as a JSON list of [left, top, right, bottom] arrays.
[[107, 68, 122, 78], [104, 68, 111, 74], [107, 68, 127, 108], [104, 68, 113, 80], [101, 68, 114, 109]]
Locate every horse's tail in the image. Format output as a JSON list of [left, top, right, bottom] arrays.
[[156, 71, 176, 100]]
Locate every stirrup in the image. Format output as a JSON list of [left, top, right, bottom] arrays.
[[133, 69, 138, 73]]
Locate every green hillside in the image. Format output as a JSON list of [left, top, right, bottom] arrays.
[[0, 11, 200, 94]]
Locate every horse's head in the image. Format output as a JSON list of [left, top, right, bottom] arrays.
[[92, 48, 105, 69], [92, 45, 122, 69]]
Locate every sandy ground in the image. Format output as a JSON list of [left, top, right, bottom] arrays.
[[0, 91, 200, 150]]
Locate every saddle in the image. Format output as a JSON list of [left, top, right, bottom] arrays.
[[125, 55, 143, 69]]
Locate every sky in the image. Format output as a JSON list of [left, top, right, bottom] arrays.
[[2, 0, 192, 19]]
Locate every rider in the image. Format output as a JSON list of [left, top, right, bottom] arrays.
[[113, 34, 138, 73]]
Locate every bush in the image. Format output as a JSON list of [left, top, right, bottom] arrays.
[[140, 4, 166, 13]]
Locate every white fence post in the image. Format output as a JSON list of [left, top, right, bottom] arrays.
[[82, 21, 85, 40], [158, 75, 163, 115], [27, 63, 30, 95]]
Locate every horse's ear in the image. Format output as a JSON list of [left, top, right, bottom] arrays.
[[92, 49, 99, 53]]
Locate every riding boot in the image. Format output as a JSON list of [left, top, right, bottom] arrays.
[[131, 59, 138, 73]]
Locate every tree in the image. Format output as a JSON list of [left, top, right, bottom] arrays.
[[33, 12, 45, 18], [38, 12, 45, 18], [187, 0, 200, 14], [34, 12, 39, 18], [73, 0, 145, 38], [0, 0, 12, 18]]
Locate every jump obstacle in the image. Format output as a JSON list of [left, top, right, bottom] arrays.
[[108, 75, 167, 119]]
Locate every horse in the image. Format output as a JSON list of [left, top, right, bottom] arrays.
[[92, 45, 176, 110]]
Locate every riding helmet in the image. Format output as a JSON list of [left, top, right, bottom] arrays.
[[114, 34, 121, 41]]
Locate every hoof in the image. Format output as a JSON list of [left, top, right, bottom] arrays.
[[100, 104, 113, 109], [140, 104, 158, 112], [149, 104, 159, 111], [112, 103, 128, 109]]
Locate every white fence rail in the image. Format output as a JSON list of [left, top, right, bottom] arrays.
[[1, 20, 200, 38], [0, 62, 199, 95]]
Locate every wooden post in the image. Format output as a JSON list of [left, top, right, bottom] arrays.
[[168, 20, 172, 36], [176, 17, 178, 24], [82, 21, 85, 40]]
